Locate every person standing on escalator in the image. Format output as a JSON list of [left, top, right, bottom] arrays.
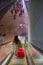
[[13, 35, 22, 55]]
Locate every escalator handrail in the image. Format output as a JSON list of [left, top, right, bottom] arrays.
[[0, 40, 13, 46], [26, 50, 35, 65], [30, 42, 43, 54], [0, 51, 14, 65]]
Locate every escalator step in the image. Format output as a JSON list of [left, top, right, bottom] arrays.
[[8, 55, 27, 65]]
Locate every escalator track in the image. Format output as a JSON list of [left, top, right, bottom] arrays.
[[8, 52, 27, 65]]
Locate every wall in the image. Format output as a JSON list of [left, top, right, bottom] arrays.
[[30, 0, 43, 50]]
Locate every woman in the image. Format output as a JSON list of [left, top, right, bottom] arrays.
[[13, 35, 22, 55]]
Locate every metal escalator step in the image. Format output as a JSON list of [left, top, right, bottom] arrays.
[[8, 55, 27, 65]]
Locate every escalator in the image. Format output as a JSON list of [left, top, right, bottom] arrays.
[[8, 43, 27, 65], [0, 39, 35, 65], [8, 53, 27, 65], [5, 42, 36, 65], [0, 40, 27, 65]]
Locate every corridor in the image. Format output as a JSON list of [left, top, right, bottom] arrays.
[[0, 0, 43, 65]]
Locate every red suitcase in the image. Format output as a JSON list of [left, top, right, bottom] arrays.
[[17, 48, 25, 58]]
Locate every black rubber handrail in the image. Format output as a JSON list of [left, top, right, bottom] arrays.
[[30, 42, 43, 54], [0, 40, 13, 46], [26, 50, 35, 65]]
